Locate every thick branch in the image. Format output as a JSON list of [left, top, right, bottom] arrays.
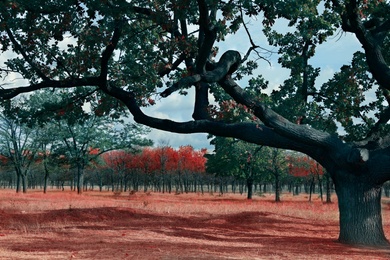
[[218, 76, 344, 151], [196, 0, 217, 73], [161, 50, 241, 97], [100, 82, 325, 155], [371, 19, 390, 35], [100, 19, 123, 81], [192, 82, 210, 120], [341, 0, 390, 89], [0, 77, 100, 100]]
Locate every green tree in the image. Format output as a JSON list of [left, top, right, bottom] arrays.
[[51, 115, 151, 194], [19, 88, 152, 194], [2, 0, 390, 246], [207, 137, 288, 201], [267, 148, 289, 202], [0, 103, 40, 193]]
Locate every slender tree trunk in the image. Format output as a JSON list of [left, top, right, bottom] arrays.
[[239, 180, 243, 195], [309, 176, 314, 202], [219, 177, 223, 195], [44, 173, 48, 194], [77, 165, 84, 194], [275, 173, 281, 202], [318, 177, 323, 202], [162, 174, 165, 193], [168, 174, 172, 193], [200, 177, 204, 195], [43, 159, 49, 194], [21, 173, 27, 193], [247, 177, 253, 199], [335, 172, 388, 246], [71, 171, 75, 191], [16, 171, 21, 193]]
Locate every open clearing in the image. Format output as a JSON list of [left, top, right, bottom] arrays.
[[0, 190, 389, 259]]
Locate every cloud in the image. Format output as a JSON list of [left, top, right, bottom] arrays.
[[146, 129, 212, 150], [138, 89, 212, 150]]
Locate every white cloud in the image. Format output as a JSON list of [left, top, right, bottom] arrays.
[[146, 129, 212, 150]]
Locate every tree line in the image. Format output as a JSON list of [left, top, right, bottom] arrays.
[[0, 125, 334, 202]]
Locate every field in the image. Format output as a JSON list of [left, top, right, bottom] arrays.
[[0, 190, 389, 259]]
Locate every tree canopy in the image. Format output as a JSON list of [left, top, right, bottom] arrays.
[[1, 0, 390, 246]]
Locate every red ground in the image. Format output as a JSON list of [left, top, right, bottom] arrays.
[[0, 190, 389, 259]]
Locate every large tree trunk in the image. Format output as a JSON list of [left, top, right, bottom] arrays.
[[335, 171, 388, 246]]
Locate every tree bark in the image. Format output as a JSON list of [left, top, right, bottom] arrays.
[[274, 172, 281, 202], [43, 158, 49, 194], [247, 177, 253, 200], [21, 173, 27, 193], [76, 165, 84, 194], [335, 171, 388, 246], [16, 171, 21, 193], [325, 173, 332, 203]]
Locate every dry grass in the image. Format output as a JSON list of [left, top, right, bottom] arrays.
[[0, 189, 389, 259]]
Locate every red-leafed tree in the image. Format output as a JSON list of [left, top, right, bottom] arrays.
[[176, 145, 207, 193], [288, 155, 330, 202], [100, 145, 207, 193], [137, 147, 161, 192], [0, 154, 8, 165], [101, 150, 134, 192], [154, 145, 177, 193]]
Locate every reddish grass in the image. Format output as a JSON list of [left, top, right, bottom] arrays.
[[0, 189, 389, 259]]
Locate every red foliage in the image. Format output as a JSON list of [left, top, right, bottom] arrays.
[[177, 145, 207, 173], [101, 150, 135, 172], [0, 154, 8, 165], [88, 147, 100, 155], [288, 156, 324, 177], [101, 146, 207, 175]]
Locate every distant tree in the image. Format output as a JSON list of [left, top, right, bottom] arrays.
[[175, 145, 207, 193], [288, 155, 330, 202], [0, 104, 41, 193], [33, 123, 59, 193], [16, 89, 153, 194], [155, 141, 177, 193], [101, 150, 135, 192], [103, 145, 207, 193], [54, 118, 151, 194], [207, 137, 282, 199]]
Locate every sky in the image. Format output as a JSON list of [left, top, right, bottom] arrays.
[[140, 18, 362, 151]]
